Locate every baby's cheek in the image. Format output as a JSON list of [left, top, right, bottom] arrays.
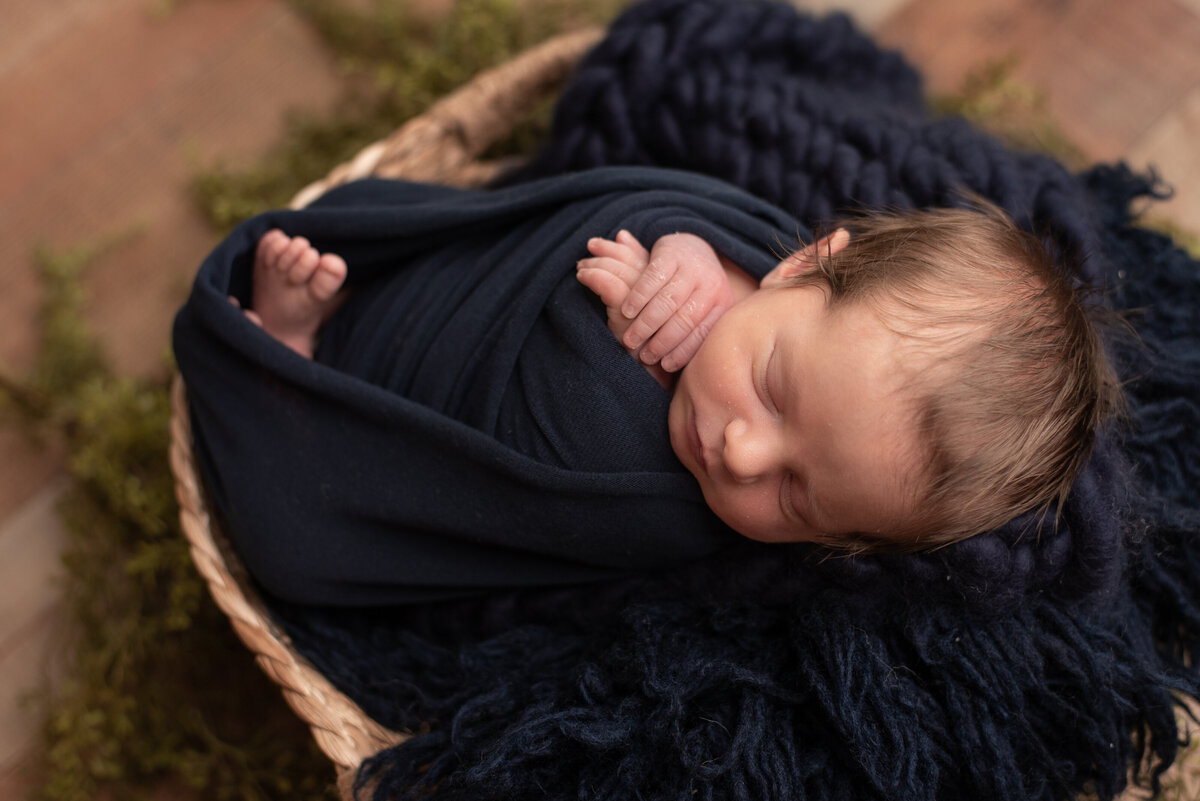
[[705, 486, 785, 542]]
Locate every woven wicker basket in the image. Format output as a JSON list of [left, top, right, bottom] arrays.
[[170, 24, 1198, 799], [168, 27, 604, 795]]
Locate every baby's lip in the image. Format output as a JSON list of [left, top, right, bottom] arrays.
[[689, 407, 708, 474]]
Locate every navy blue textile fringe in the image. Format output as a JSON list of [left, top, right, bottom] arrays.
[[266, 2, 1200, 798]]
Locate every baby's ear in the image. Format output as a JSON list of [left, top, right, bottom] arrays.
[[761, 228, 849, 288]]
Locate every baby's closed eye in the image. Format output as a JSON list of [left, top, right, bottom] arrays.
[[780, 472, 811, 525], [756, 343, 779, 412]]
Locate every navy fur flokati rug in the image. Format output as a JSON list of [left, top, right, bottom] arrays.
[[264, 1, 1200, 798]]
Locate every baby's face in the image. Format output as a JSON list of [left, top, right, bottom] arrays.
[[668, 284, 925, 546]]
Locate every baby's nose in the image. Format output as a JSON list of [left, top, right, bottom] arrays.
[[722, 419, 778, 483]]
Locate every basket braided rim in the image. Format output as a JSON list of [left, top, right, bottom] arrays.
[[168, 26, 604, 777]]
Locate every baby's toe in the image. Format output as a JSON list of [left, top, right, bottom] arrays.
[[309, 254, 347, 301], [286, 244, 321, 285], [277, 235, 307, 273], [256, 229, 289, 271]]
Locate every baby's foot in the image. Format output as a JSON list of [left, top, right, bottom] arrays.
[[249, 229, 347, 358]]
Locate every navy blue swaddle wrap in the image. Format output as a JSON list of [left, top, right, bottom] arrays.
[[175, 1, 1200, 800], [174, 168, 802, 605]]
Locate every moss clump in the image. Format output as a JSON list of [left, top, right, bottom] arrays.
[[6, 240, 338, 801], [0, 239, 117, 431], [937, 58, 1199, 255], [190, 0, 626, 231], [934, 57, 1088, 169]]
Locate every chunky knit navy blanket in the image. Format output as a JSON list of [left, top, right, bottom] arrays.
[[262, 1, 1200, 799]]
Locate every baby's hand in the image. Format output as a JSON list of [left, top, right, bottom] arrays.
[[577, 230, 734, 372]]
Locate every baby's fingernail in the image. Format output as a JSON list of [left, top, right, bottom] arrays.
[[640, 350, 658, 365]]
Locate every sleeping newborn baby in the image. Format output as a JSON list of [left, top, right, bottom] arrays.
[[244, 196, 1120, 555]]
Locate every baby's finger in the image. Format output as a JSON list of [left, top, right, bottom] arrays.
[[633, 292, 709, 363], [622, 281, 688, 351], [586, 233, 648, 269], [576, 255, 641, 289], [621, 256, 680, 320], [658, 304, 726, 372], [615, 229, 650, 262], [577, 267, 634, 309]]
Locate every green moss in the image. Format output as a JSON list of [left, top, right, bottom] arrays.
[[5, 238, 339, 801], [190, 0, 627, 230], [937, 58, 1199, 250], [934, 57, 1088, 170]]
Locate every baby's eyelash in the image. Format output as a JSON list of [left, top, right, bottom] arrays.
[[759, 344, 778, 412], [781, 472, 806, 525]]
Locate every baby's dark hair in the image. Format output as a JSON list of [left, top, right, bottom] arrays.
[[782, 197, 1124, 549]]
